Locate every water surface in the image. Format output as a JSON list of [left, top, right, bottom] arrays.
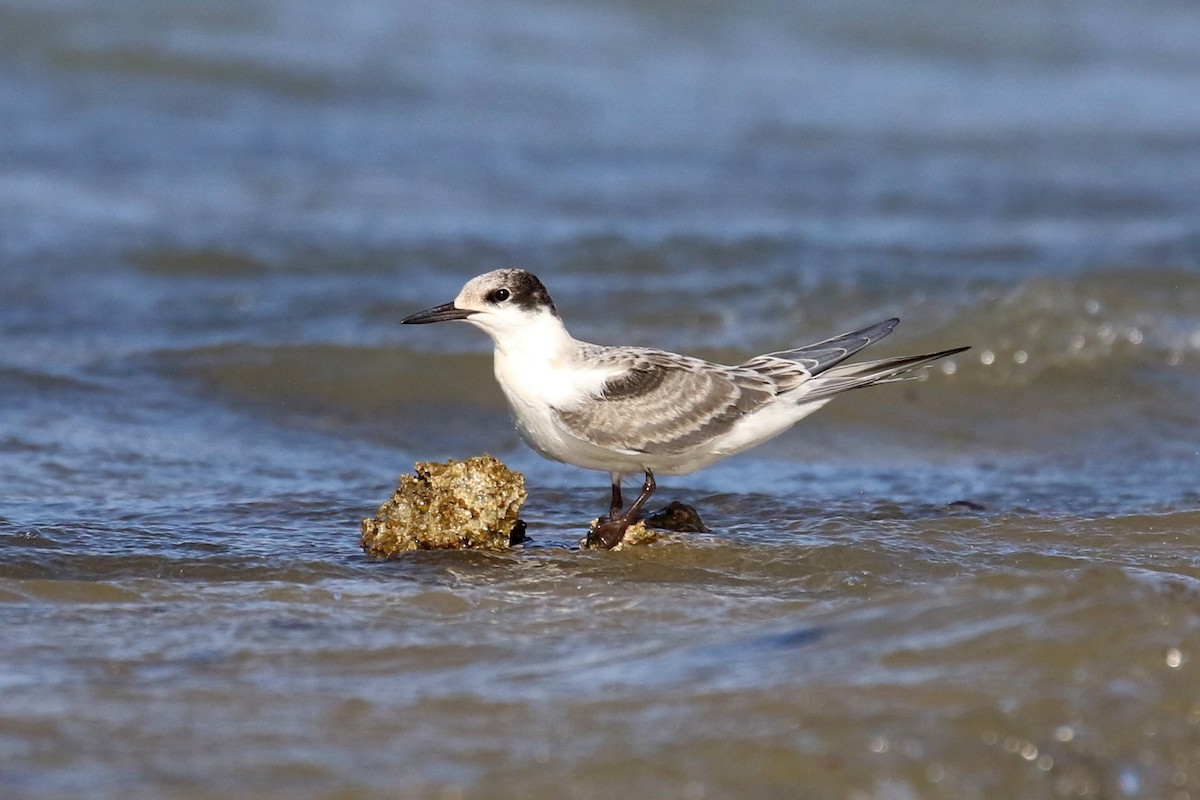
[[3, 0, 1200, 797]]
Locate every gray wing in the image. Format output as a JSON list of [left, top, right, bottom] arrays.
[[738, 318, 899, 391], [555, 349, 775, 456]]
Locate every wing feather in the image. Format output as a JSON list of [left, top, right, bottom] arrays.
[[740, 318, 899, 377], [555, 348, 774, 456], [552, 325, 965, 456]]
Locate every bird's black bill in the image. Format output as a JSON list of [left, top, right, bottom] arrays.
[[401, 302, 474, 324]]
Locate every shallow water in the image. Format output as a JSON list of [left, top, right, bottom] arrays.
[[3, 0, 1200, 797]]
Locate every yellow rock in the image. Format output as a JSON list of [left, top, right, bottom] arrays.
[[611, 520, 659, 550], [360, 455, 527, 557]]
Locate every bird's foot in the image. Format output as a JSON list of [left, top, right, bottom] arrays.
[[586, 515, 630, 549], [585, 470, 658, 549]]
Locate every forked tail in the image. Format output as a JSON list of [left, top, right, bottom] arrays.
[[791, 345, 970, 403]]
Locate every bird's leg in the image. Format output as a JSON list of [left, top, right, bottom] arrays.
[[607, 475, 624, 521], [623, 470, 656, 523], [588, 470, 656, 549]]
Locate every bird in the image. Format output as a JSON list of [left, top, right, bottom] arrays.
[[402, 268, 968, 548]]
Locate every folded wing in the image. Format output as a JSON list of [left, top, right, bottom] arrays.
[[555, 349, 774, 456], [554, 323, 966, 455]]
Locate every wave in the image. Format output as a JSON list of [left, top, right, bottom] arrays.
[[161, 265, 1200, 405], [161, 343, 506, 412], [930, 267, 1200, 387]]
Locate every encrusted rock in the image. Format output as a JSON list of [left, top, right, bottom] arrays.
[[361, 455, 527, 557], [611, 520, 659, 550], [644, 501, 709, 533]]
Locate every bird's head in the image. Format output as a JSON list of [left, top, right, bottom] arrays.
[[401, 268, 560, 342]]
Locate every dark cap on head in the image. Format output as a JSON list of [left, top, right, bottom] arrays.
[[491, 269, 558, 316]]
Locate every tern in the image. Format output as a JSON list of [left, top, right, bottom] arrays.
[[402, 269, 968, 548]]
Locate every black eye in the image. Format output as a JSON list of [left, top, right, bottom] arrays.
[[490, 288, 511, 303]]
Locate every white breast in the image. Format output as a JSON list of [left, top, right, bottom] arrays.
[[492, 335, 648, 472]]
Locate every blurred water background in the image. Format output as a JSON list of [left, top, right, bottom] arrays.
[[2, 0, 1200, 797]]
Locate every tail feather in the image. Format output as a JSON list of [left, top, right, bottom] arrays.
[[791, 346, 969, 403]]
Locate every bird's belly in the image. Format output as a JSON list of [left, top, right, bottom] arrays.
[[504, 392, 646, 473], [493, 347, 642, 473]]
